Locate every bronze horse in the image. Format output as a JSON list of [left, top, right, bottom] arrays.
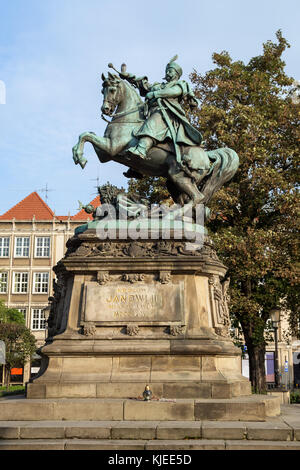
[[72, 72, 239, 206]]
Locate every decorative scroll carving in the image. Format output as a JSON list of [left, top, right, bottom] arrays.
[[220, 278, 231, 333], [97, 271, 111, 285], [82, 322, 97, 336], [122, 273, 145, 283], [66, 237, 220, 261], [159, 271, 172, 284], [126, 324, 140, 336], [209, 275, 231, 337], [169, 325, 185, 336]]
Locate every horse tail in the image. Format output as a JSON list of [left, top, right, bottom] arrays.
[[199, 147, 239, 205]]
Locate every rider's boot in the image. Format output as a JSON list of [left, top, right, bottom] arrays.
[[126, 137, 153, 160]]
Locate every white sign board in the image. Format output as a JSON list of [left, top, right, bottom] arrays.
[[0, 341, 5, 364]]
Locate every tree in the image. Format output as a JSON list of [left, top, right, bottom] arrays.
[[0, 299, 26, 324], [128, 31, 299, 393], [0, 300, 36, 388]]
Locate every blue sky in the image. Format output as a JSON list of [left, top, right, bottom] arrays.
[[0, 0, 299, 215]]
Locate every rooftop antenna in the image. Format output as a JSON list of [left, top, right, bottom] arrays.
[[38, 183, 54, 203], [90, 174, 101, 197]]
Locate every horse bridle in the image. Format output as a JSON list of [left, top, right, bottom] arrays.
[[101, 82, 144, 124]]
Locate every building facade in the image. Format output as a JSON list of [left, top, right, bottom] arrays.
[[0, 192, 99, 384], [239, 311, 299, 389]]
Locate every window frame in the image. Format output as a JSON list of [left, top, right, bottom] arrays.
[[34, 237, 51, 258], [14, 237, 30, 258], [31, 307, 46, 330], [0, 271, 8, 293], [12, 272, 29, 294], [0, 237, 10, 257], [32, 272, 49, 294]]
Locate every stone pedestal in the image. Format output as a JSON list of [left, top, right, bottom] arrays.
[[27, 230, 251, 400]]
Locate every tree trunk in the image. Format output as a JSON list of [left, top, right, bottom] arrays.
[[4, 366, 10, 390], [247, 342, 267, 394]]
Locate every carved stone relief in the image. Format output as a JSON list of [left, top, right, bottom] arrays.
[[169, 325, 186, 336], [66, 237, 220, 261], [159, 271, 172, 284], [97, 271, 111, 285], [81, 322, 97, 336], [122, 273, 145, 283], [126, 324, 140, 336], [209, 275, 231, 337]]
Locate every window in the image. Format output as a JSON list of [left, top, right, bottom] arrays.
[[31, 308, 46, 330], [0, 272, 8, 293], [33, 272, 49, 294], [12, 272, 28, 293], [0, 237, 10, 257], [17, 308, 27, 320], [14, 237, 30, 257], [35, 237, 50, 257]]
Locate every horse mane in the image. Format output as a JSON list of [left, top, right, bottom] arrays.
[[102, 73, 143, 105], [121, 79, 143, 105]]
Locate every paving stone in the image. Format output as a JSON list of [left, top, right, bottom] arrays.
[[246, 421, 293, 441], [124, 400, 195, 421], [156, 422, 201, 439], [65, 425, 111, 439], [225, 440, 300, 450], [280, 404, 300, 440], [64, 439, 146, 450], [20, 426, 65, 439], [0, 426, 19, 439], [111, 421, 157, 440], [0, 439, 65, 450], [202, 421, 246, 440], [52, 399, 124, 421], [145, 439, 226, 450]]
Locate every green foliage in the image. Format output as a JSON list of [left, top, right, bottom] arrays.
[[0, 385, 25, 397], [0, 323, 36, 370], [290, 391, 300, 403], [129, 31, 299, 392], [0, 300, 36, 387], [0, 299, 25, 324], [128, 176, 171, 205], [189, 31, 299, 392]]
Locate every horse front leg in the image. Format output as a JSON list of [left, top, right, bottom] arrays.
[[72, 132, 112, 169]]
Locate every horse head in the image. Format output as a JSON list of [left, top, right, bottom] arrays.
[[101, 72, 122, 116]]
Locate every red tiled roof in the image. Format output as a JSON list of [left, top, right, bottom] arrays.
[[72, 196, 101, 221], [0, 192, 55, 221], [0, 192, 101, 221]]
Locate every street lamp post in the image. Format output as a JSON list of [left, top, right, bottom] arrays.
[[43, 303, 51, 341], [270, 307, 281, 388]]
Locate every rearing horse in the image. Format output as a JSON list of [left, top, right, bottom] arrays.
[[72, 73, 239, 206]]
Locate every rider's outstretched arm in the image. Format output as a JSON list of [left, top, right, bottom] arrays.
[[120, 72, 151, 97]]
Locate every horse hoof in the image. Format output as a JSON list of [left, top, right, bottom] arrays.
[[79, 157, 87, 169]]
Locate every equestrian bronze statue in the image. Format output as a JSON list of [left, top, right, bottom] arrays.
[[72, 56, 239, 208]]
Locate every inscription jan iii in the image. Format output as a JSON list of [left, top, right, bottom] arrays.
[[82, 282, 184, 324]]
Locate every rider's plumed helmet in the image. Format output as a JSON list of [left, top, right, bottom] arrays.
[[165, 55, 182, 78]]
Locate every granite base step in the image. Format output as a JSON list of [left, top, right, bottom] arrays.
[[0, 418, 299, 441], [0, 395, 281, 422], [0, 439, 300, 451], [0, 404, 299, 450]]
